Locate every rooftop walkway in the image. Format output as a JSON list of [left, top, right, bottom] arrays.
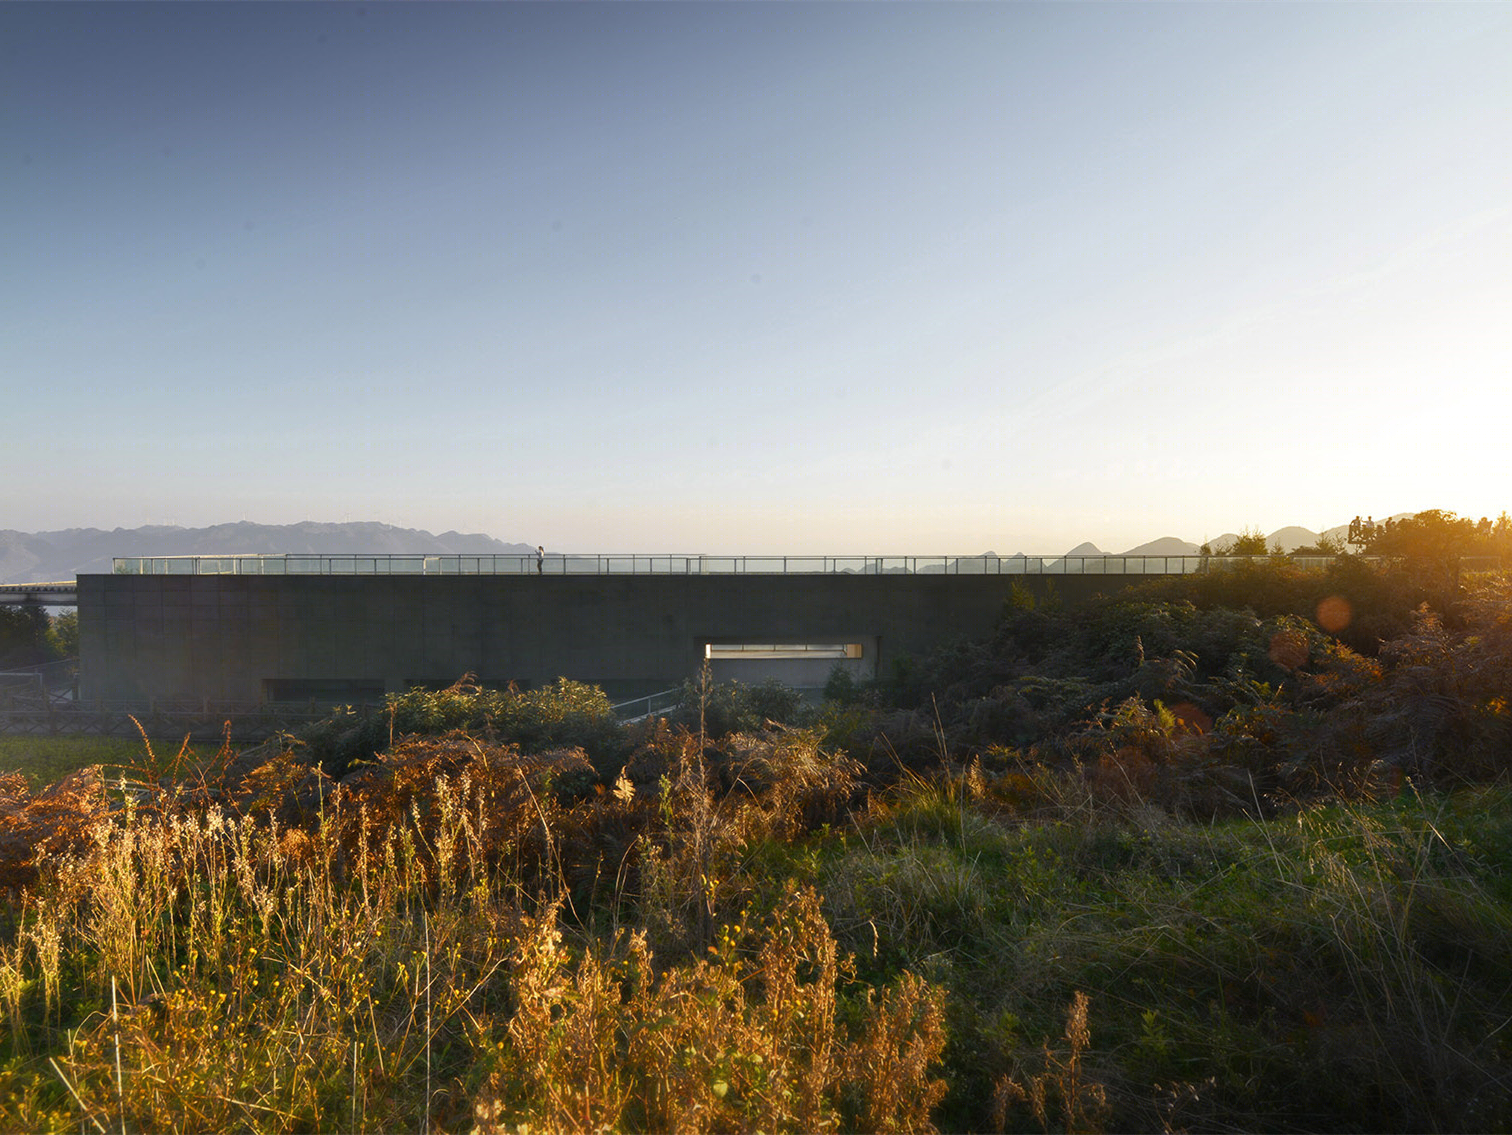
[[108, 552, 1339, 577]]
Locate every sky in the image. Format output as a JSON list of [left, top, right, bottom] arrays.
[[5, 2, 1511, 554]]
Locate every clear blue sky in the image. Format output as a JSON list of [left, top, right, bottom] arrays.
[[6, 2, 1510, 553]]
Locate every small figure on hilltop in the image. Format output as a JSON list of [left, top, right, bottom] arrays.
[[537, 546, 544, 575]]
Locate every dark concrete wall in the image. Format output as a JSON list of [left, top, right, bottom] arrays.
[[77, 572, 1129, 705]]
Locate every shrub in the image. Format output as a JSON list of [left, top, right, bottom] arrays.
[[670, 675, 813, 739], [297, 676, 627, 778]]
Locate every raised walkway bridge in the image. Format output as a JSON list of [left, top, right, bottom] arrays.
[[5, 554, 1294, 608], [9, 550, 1503, 602], [0, 581, 77, 606], [107, 552, 1345, 576]]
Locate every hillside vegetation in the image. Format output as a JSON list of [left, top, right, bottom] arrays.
[[1, 542, 1510, 1132]]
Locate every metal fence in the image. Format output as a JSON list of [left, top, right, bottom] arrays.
[[610, 688, 684, 722], [111, 552, 1366, 577], [0, 659, 78, 708]]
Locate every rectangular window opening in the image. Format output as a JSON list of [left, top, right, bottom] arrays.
[[705, 643, 863, 660]]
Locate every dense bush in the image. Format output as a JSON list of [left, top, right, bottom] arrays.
[[667, 672, 815, 739], [297, 675, 628, 778], [862, 564, 1512, 809]]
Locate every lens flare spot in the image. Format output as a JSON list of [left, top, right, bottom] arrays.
[[1169, 701, 1212, 734], [1316, 595, 1352, 634], [1268, 629, 1309, 671]]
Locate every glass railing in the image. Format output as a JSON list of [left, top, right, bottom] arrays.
[[108, 552, 1375, 576]]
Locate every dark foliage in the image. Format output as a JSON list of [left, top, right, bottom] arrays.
[[296, 675, 629, 778], [666, 674, 814, 739], [0, 607, 53, 669], [867, 562, 1512, 812]]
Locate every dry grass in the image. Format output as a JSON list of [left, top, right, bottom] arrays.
[[3, 668, 1511, 1132], [992, 991, 1108, 1135], [0, 725, 946, 1134], [473, 883, 946, 1134]]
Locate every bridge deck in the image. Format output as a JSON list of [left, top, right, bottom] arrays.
[[109, 552, 1345, 577], [0, 582, 78, 606]]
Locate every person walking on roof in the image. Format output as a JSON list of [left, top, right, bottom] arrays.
[[536, 546, 544, 575]]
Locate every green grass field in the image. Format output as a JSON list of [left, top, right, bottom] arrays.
[[0, 735, 227, 790]]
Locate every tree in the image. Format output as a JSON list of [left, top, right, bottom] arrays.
[[1361, 510, 1489, 563], [47, 610, 78, 659], [1490, 512, 1512, 557], [1291, 532, 1345, 557], [0, 606, 51, 668], [1227, 528, 1270, 556], [1354, 510, 1506, 604]]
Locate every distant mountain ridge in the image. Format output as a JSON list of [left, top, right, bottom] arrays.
[[1120, 537, 1202, 556], [0, 522, 535, 583], [1049, 523, 1382, 566], [0, 518, 1399, 584], [1204, 522, 1374, 555]]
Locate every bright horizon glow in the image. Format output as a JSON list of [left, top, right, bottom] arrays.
[[4, 4, 1510, 555]]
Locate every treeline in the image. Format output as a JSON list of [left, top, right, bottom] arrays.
[[0, 607, 75, 669], [842, 555, 1512, 806]]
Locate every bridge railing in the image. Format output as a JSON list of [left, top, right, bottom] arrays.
[[0, 581, 79, 606], [611, 688, 684, 722], [109, 553, 1372, 576]]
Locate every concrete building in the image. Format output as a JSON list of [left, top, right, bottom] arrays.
[[78, 554, 1162, 706]]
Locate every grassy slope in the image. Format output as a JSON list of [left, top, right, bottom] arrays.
[[807, 779, 1512, 1131], [0, 736, 224, 791], [2, 728, 1510, 1132]]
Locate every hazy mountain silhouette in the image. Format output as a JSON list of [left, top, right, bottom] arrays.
[[1268, 526, 1323, 552], [1203, 521, 1415, 553], [0, 516, 1413, 584], [1207, 528, 1299, 553], [1040, 541, 1110, 574], [0, 523, 535, 583], [1119, 537, 1201, 556]]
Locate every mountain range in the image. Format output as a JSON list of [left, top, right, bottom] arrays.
[[1056, 524, 1353, 560], [0, 523, 536, 583], [0, 521, 1385, 584]]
